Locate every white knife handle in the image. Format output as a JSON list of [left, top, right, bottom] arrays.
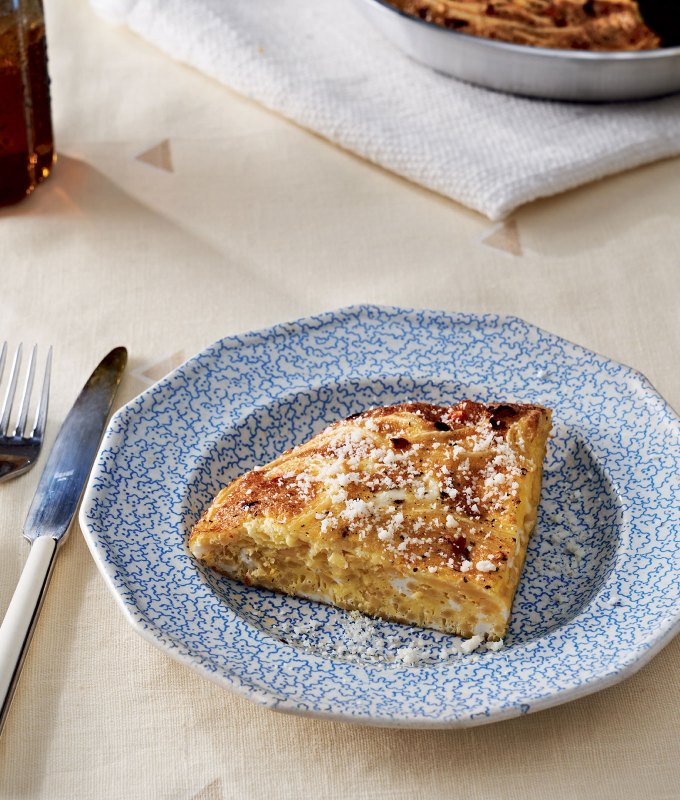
[[0, 536, 59, 735]]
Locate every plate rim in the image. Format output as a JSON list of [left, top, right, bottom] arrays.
[[363, 0, 680, 62], [79, 304, 680, 728]]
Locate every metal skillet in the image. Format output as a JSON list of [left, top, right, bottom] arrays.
[[349, 0, 680, 102]]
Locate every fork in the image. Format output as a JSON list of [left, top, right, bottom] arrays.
[[0, 343, 52, 483]]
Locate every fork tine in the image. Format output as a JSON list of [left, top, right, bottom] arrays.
[[14, 344, 37, 437], [0, 343, 22, 436], [0, 341, 7, 385], [32, 346, 52, 439]]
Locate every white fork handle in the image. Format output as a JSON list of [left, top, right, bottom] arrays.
[[0, 536, 59, 735]]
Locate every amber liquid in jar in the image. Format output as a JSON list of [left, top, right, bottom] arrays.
[[0, 10, 54, 206]]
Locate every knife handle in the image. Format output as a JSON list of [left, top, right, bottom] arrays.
[[0, 536, 59, 735]]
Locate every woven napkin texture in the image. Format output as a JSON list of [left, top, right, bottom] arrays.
[[90, 0, 680, 219]]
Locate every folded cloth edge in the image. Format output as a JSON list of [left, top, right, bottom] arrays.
[[88, 0, 680, 220]]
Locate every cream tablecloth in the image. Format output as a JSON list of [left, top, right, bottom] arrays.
[[0, 1, 678, 798]]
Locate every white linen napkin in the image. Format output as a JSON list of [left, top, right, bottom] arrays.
[[91, 0, 680, 219]]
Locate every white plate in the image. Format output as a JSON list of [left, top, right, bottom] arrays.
[[80, 306, 680, 727]]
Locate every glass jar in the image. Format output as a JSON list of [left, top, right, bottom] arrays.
[[0, 0, 54, 206]]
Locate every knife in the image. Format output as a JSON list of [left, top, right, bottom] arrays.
[[0, 347, 127, 734]]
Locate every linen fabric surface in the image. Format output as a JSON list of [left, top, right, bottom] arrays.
[[89, 0, 680, 219]]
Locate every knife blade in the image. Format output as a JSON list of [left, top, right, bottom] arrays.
[[0, 347, 127, 734], [23, 347, 127, 542]]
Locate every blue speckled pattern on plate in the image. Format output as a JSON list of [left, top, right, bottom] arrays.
[[79, 306, 680, 728]]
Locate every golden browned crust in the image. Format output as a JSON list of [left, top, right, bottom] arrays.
[[388, 0, 661, 51], [190, 400, 552, 639]]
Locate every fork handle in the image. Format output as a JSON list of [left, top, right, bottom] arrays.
[[0, 536, 59, 735]]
